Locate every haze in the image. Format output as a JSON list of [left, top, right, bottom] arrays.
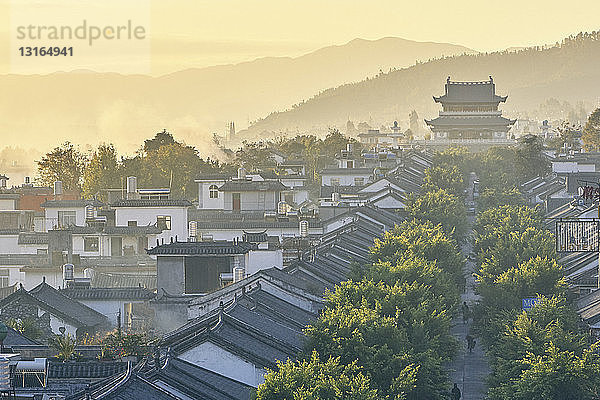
[[1, 0, 600, 74]]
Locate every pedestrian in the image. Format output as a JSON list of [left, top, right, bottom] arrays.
[[461, 301, 470, 324], [466, 334, 475, 353], [451, 382, 461, 400]]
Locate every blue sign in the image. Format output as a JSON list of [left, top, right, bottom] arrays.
[[522, 297, 541, 311]]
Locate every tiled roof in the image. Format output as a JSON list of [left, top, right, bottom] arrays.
[[60, 287, 155, 300], [155, 357, 253, 400], [69, 226, 162, 235], [321, 167, 373, 175], [434, 79, 507, 103], [219, 180, 287, 192], [0, 282, 109, 328], [147, 241, 257, 255], [18, 232, 48, 244], [41, 199, 104, 208], [48, 361, 128, 379], [5, 326, 38, 346], [111, 199, 192, 208], [91, 272, 157, 289], [67, 369, 179, 400], [425, 115, 516, 127]]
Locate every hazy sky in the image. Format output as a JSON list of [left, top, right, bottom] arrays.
[[1, 0, 599, 74]]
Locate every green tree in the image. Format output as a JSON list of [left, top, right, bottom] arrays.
[[515, 134, 550, 181], [369, 219, 464, 287], [582, 108, 600, 151], [478, 187, 525, 211], [423, 165, 465, 197], [305, 280, 455, 399], [36, 142, 86, 191], [255, 351, 380, 400], [477, 257, 566, 311], [82, 143, 121, 200], [48, 334, 78, 361], [407, 189, 467, 241]]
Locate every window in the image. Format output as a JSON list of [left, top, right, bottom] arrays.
[[209, 185, 219, 199], [346, 160, 354, 169], [84, 237, 99, 252], [330, 178, 340, 186], [127, 220, 138, 227], [58, 211, 76, 227], [138, 237, 148, 254], [157, 215, 171, 230], [0, 269, 8, 288], [354, 177, 365, 186]]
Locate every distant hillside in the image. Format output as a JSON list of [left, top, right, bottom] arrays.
[[240, 32, 600, 140], [0, 37, 473, 156]]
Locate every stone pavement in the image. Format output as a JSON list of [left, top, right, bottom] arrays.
[[447, 236, 490, 400]]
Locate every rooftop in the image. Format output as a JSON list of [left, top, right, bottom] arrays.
[[147, 240, 257, 255], [433, 77, 508, 104], [111, 199, 192, 208], [41, 199, 104, 208], [219, 180, 288, 192]]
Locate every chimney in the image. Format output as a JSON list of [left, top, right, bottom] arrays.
[[53, 181, 63, 197], [126, 176, 137, 199]]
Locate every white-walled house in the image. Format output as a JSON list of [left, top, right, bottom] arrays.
[[321, 168, 373, 187], [112, 199, 191, 243], [41, 199, 104, 232]]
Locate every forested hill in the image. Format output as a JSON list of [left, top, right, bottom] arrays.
[[240, 31, 600, 140], [0, 37, 472, 155]]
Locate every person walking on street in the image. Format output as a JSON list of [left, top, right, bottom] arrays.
[[461, 301, 470, 324], [466, 334, 476, 353], [451, 383, 461, 400]]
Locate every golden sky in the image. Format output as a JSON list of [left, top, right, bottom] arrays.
[[1, 0, 599, 75]]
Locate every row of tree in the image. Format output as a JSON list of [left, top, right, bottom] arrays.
[[36, 129, 358, 201], [37, 132, 232, 200], [255, 152, 468, 399], [471, 203, 600, 399]]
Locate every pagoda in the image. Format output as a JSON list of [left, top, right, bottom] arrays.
[[425, 76, 515, 141]]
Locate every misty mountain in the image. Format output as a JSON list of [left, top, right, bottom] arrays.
[[0, 37, 473, 156], [240, 32, 600, 140]]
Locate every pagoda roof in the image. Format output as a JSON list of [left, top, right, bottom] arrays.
[[425, 115, 516, 127], [433, 78, 507, 104]]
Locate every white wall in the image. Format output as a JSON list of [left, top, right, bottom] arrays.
[[179, 342, 266, 387], [197, 180, 226, 210], [115, 207, 188, 242], [43, 308, 78, 336], [44, 207, 87, 231], [0, 199, 16, 210], [196, 226, 322, 242], [246, 250, 283, 276], [0, 235, 44, 254], [321, 173, 372, 186]]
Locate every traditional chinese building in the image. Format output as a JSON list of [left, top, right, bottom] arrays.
[[425, 76, 515, 141]]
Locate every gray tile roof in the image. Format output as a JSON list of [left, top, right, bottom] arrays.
[[147, 240, 257, 255], [434, 79, 507, 103], [60, 287, 155, 301], [0, 282, 109, 328], [91, 272, 157, 289], [48, 361, 128, 379], [425, 115, 516, 127], [155, 357, 253, 400], [219, 180, 287, 192], [41, 199, 104, 208], [67, 369, 179, 400], [17, 232, 48, 245], [111, 199, 192, 208], [5, 326, 38, 346]]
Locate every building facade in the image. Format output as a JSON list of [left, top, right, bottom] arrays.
[[425, 76, 515, 141]]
